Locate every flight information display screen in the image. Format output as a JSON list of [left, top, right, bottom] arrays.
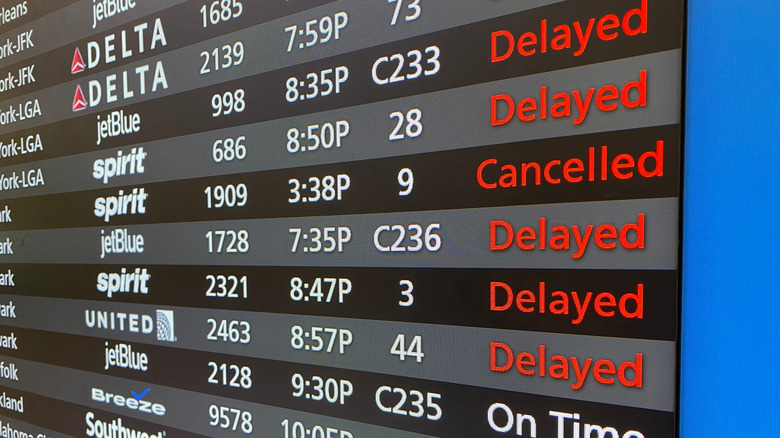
[[0, 0, 683, 437]]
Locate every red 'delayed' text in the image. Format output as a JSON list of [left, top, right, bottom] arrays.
[[490, 281, 644, 325], [490, 343, 643, 390], [491, 0, 648, 61], [490, 215, 645, 259], [491, 70, 646, 126]]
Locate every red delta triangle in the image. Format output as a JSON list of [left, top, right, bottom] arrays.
[[73, 85, 87, 111], [71, 47, 85, 74]]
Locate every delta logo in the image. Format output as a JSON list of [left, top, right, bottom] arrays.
[[70, 18, 168, 111], [73, 84, 87, 111], [71, 18, 167, 74], [72, 47, 85, 74], [71, 60, 167, 112]]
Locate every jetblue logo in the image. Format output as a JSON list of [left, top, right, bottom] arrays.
[[105, 342, 148, 371], [92, 0, 136, 29]]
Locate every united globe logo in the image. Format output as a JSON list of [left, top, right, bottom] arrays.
[[155, 310, 175, 342]]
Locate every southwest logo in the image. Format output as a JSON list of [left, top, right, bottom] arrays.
[[73, 85, 87, 111], [71, 47, 85, 74]]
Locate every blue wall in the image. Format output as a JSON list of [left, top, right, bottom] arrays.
[[681, 1, 780, 435]]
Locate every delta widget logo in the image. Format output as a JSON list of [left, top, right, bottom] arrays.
[[72, 47, 85, 74], [72, 85, 87, 112]]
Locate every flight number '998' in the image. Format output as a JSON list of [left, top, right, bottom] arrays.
[[212, 89, 245, 117]]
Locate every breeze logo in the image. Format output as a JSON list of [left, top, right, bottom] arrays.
[[72, 47, 85, 74], [73, 85, 87, 111], [156, 310, 175, 342], [91, 387, 166, 416]]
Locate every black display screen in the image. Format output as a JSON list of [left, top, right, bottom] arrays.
[[0, 1, 683, 437]]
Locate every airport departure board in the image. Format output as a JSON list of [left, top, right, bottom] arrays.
[[0, 1, 684, 437]]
